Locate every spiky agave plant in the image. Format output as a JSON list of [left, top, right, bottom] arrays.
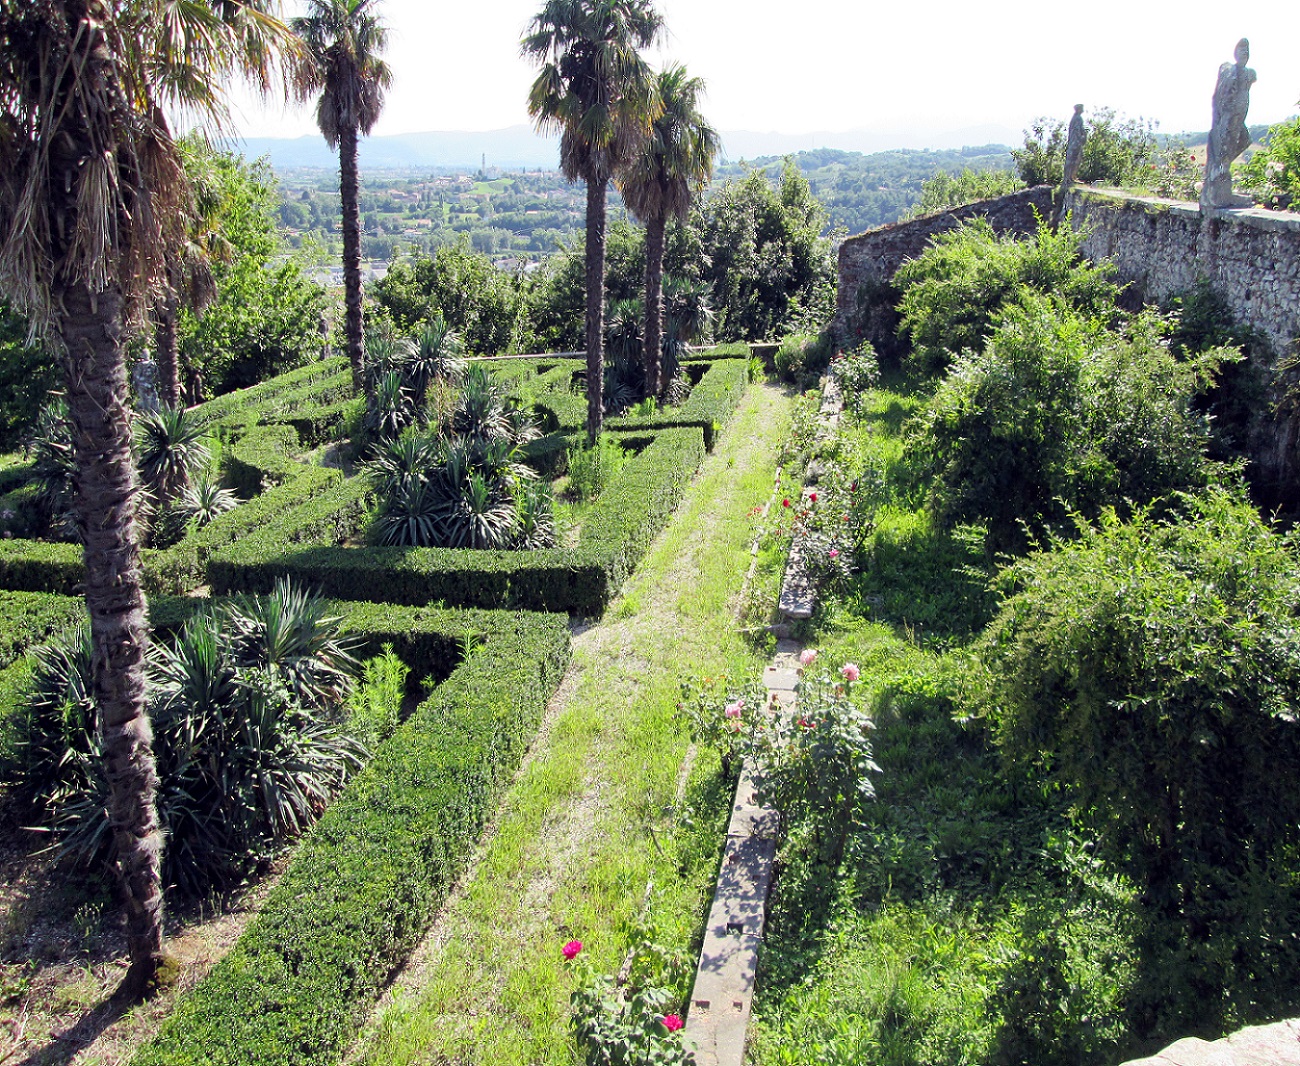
[[175, 472, 239, 529], [135, 403, 209, 507], [27, 398, 79, 540], [13, 582, 367, 895], [408, 314, 467, 400]]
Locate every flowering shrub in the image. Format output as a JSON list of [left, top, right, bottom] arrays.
[[564, 937, 696, 1066], [830, 341, 880, 417], [680, 655, 880, 864], [751, 656, 880, 863], [782, 450, 874, 594], [679, 673, 769, 779]]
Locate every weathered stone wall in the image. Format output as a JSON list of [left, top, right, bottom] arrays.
[[833, 187, 1300, 507], [1062, 188, 1300, 356], [834, 187, 1054, 349]]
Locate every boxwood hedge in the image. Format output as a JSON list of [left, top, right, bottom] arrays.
[[132, 603, 570, 1066], [207, 426, 705, 614]]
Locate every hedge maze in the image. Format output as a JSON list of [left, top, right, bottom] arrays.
[[0, 346, 752, 1066]]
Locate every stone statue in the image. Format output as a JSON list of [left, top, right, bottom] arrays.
[[1055, 104, 1087, 222], [132, 355, 160, 414], [1201, 38, 1256, 210]]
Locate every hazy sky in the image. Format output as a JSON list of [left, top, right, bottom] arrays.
[[230, 0, 1300, 147]]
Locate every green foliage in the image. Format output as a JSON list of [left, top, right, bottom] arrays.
[[688, 160, 837, 341], [0, 303, 58, 451], [972, 488, 1300, 909], [344, 644, 410, 752], [26, 398, 78, 540], [177, 150, 328, 400], [567, 937, 694, 1066], [133, 606, 570, 1066], [566, 435, 631, 502], [1238, 115, 1300, 208], [209, 427, 705, 615], [911, 167, 1022, 216], [12, 580, 364, 895], [918, 297, 1216, 553], [895, 216, 1119, 371], [1013, 107, 1157, 188], [369, 240, 530, 355], [830, 341, 880, 416], [773, 331, 832, 387], [678, 672, 767, 779], [135, 403, 210, 507]]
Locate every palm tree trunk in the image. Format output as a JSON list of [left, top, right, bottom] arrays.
[[339, 122, 366, 393], [154, 289, 180, 408], [585, 177, 607, 444], [643, 214, 666, 400], [59, 280, 166, 999]]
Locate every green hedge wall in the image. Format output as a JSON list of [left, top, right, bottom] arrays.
[[0, 539, 84, 594], [132, 604, 570, 1066], [0, 590, 86, 766], [521, 357, 750, 449], [207, 426, 705, 614], [192, 356, 349, 428]]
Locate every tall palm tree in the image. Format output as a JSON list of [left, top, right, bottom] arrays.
[[0, 0, 296, 998], [619, 64, 718, 399], [293, 0, 392, 394], [153, 136, 233, 407], [523, 0, 662, 442]]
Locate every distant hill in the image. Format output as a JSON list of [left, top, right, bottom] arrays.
[[228, 123, 1027, 172]]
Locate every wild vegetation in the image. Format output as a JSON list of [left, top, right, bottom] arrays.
[[748, 218, 1300, 1064]]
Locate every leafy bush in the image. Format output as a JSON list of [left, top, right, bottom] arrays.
[[971, 487, 1300, 914], [830, 341, 880, 416], [917, 297, 1217, 553], [344, 644, 409, 752], [1238, 115, 1300, 208], [567, 435, 631, 502], [26, 399, 78, 541], [12, 579, 365, 895], [1013, 107, 1158, 188], [774, 331, 833, 386], [895, 216, 1118, 371], [911, 167, 1021, 216]]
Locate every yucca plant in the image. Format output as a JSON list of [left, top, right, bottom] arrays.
[[13, 581, 367, 895], [366, 368, 415, 443], [135, 404, 210, 508], [176, 472, 240, 529], [409, 314, 467, 399], [27, 398, 79, 540], [515, 478, 557, 549]]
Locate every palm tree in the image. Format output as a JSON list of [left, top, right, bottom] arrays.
[[619, 64, 718, 399], [523, 0, 663, 442], [153, 137, 233, 407], [0, 0, 296, 998], [293, 0, 392, 394]]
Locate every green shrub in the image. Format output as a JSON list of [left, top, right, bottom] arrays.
[[1238, 114, 1300, 208], [11, 581, 365, 895], [774, 331, 833, 386], [971, 487, 1300, 915], [1013, 107, 1157, 188], [566, 434, 631, 502], [344, 644, 409, 752], [133, 606, 569, 1066], [917, 297, 1216, 553], [895, 216, 1118, 372], [209, 428, 705, 615]]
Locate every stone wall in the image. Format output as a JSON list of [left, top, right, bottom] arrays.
[[1062, 188, 1300, 356], [834, 185, 1300, 359], [833, 187, 1300, 506]]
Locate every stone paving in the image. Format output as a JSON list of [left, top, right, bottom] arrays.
[[1119, 1020, 1300, 1066], [683, 640, 802, 1066]]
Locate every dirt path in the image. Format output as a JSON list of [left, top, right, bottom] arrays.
[[351, 382, 793, 1066]]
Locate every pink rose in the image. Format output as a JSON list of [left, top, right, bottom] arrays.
[[798, 649, 818, 666], [828, 549, 839, 559], [725, 700, 744, 718], [562, 940, 582, 960], [662, 1014, 684, 1032], [841, 663, 861, 683]]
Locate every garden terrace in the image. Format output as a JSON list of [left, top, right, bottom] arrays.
[[208, 426, 707, 614]]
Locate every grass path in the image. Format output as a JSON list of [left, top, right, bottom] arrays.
[[350, 382, 793, 1066]]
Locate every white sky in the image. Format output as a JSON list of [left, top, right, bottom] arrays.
[[229, 0, 1300, 145]]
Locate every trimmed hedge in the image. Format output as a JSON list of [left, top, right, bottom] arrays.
[[192, 356, 349, 428], [208, 426, 706, 614], [132, 604, 570, 1066], [0, 590, 87, 766], [0, 539, 84, 594], [522, 357, 750, 449]]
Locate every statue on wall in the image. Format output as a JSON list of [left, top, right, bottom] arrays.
[[1055, 104, 1087, 222], [1201, 38, 1256, 210]]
